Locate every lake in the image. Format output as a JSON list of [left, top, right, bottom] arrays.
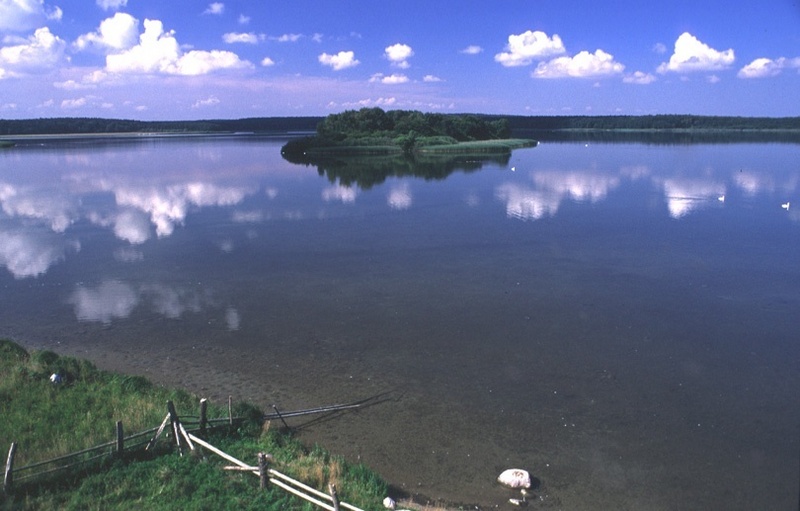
[[1, 135, 798, 510]]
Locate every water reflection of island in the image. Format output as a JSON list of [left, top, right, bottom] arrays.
[[285, 152, 513, 190]]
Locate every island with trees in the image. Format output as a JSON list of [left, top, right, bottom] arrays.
[[279, 108, 537, 161]]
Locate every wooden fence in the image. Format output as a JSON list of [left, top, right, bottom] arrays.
[[4, 398, 369, 511]]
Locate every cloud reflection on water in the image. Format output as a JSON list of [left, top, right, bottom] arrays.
[[495, 169, 621, 220], [68, 279, 228, 326], [0, 182, 77, 232], [495, 183, 561, 220], [69, 280, 139, 324], [2, 140, 799, 280], [113, 182, 250, 237], [387, 182, 412, 210], [322, 184, 357, 203], [661, 178, 726, 218], [0, 227, 79, 278]]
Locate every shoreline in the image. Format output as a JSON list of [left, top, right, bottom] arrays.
[[9, 334, 495, 510]]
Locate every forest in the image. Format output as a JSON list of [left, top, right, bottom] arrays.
[[0, 116, 320, 136], [1, 112, 798, 137]]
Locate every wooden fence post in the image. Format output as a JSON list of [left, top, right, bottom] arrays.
[[199, 398, 208, 434], [167, 400, 183, 456], [257, 452, 269, 489], [4, 442, 17, 494], [115, 421, 124, 458], [228, 395, 233, 426], [329, 483, 341, 511]]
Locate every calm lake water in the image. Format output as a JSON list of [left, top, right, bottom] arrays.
[[1, 135, 798, 510]]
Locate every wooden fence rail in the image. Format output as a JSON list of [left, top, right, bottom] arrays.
[[184, 431, 363, 511], [4, 397, 372, 511]]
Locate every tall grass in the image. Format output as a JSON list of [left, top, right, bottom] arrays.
[[416, 138, 537, 154], [0, 339, 393, 510], [0, 340, 200, 468]]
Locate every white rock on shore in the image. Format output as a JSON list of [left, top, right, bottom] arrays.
[[497, 468, 531, 489]]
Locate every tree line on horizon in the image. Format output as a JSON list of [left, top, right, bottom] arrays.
[[1, 112, 799, 136]]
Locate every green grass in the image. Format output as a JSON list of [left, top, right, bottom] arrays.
[[0, 339, 391, 510], [416, 139, 537, 154]]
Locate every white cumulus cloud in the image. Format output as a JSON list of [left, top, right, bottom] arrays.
[[203, 2, 224, 15], [369, 73, 409, 84], [192, 95, 220, 108], [339, 97, 396, 109], [74, 12, 139, 52], [0, 0, 62, 32], [652, 42, 667, 54], [623, 70, 656, 84], [96, 0, 127, 10], [318, 50, 359, 71], [738, 57, 800, 78], [0, 27, 65, 77], [105, 19, 251, 75], [274, 33, 302, 43], [460, 45, 483, 55], [385, 43, 413, 68], [260, 56, 275, 67], [61, 97, 87, 109], [495, 30, 566, 67], [223, 32, 260, 44], [657, 32, 734, 73], [532, 49, 624, 79]]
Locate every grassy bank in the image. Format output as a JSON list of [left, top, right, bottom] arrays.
[[416, 138, 537, 154], [0, 339, 390, 510]]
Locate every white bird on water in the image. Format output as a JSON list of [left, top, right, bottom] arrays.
[[781, 201, 790, 210]]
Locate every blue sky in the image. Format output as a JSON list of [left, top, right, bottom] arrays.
[[1, 0, 799, 120]]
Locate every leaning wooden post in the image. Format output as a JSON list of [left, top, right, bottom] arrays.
[[4, 442, 17, 494], [115, 421, 124, 458], [167, 400, 183, 456], [329, 483, 341, 511], [199, 398, 208, 434], [228, 395, 233, 426], [257, 452, 270, 489]]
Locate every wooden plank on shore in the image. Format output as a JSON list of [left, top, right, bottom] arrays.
[[4, 442, 16, 493], [167, 400, 184, 456], [186, 433, 255, 473], [223, 465, 258, 471], [269, 469, 333, 502], [146, 413, 171, 451], [178, 422, 194, 451]]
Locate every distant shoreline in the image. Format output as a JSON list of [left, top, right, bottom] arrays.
[[1, 113, 798, 138]]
